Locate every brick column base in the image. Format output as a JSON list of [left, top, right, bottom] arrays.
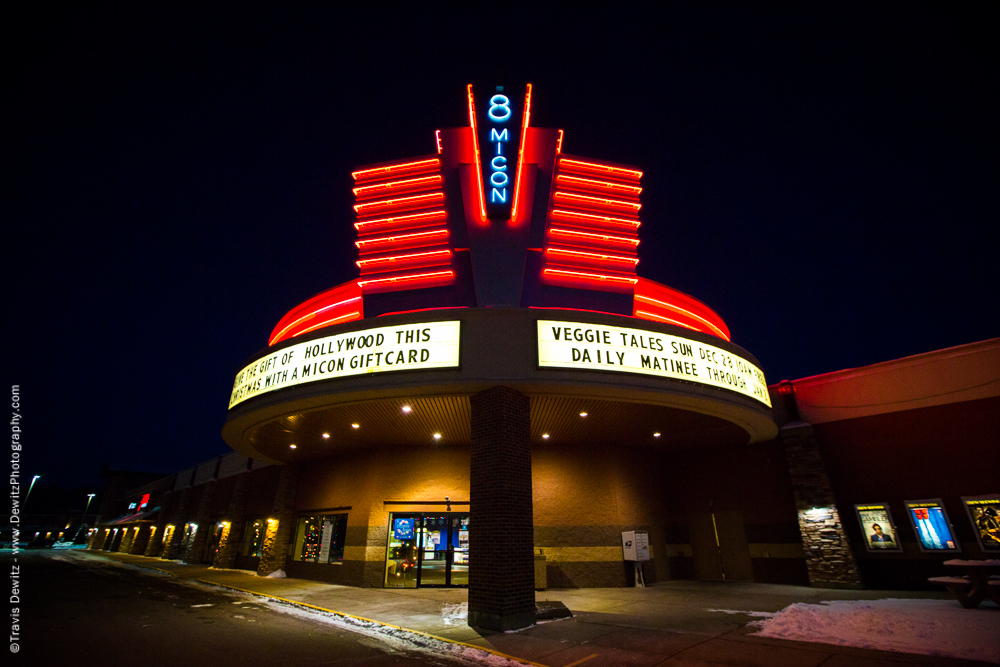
[[185, 482, 217, 564], [468, 386, 535, 631], [215, 471, 251, 569], [258, 464, 298, 576], [782, 422, 864, 589]]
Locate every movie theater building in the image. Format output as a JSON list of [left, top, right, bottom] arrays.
[[91, 85, 999, 631]]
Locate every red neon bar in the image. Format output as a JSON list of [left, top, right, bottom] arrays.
[[435, 130, 442, 154], [634, 310, 701, 333], [353, 210, 447, 232], [550, 209, 641, 230], [268, 296, 361, 345], [290, 311, 363, 340], [556, 129, 564, 154], [634, 294, 729, 340], [559, 158, 643, 180], [355, 229, 449, 251], [511, 83, 532, 223], [543, 268, 638, 286], [553, 191, 642, 213], [555, 175, 642, 196], [358, 270, 455, 291], [549, 227, 640, 247], [356, 249, 451, 269], [545, 247, 639, 266], [352, 158, 440, 182], [353, 192, 445, 214], [352, 175, 442, 198], [467, 84, 487, 222]]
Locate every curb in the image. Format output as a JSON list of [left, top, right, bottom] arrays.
[[196, 579, 549, 667]]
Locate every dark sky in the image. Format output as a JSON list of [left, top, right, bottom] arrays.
[[7, 5, 997, 491]]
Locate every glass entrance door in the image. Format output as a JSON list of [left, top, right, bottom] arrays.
[[385, 513, 469, 588]]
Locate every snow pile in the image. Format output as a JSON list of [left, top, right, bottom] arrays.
[[440, 602, 468, 626], [751, 598, 1000, 663], [264, 569, 287, 578]]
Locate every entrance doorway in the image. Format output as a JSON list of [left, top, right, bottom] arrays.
[[385, 513, 469, 588]]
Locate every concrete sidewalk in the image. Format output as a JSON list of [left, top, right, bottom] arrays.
[[84, 550, 993, 667]]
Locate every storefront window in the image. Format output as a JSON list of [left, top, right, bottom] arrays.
[[242, 519, 266, 557], [292, 514, 348, 563]]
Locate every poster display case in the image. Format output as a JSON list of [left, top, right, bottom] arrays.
[[854, 503, 903, 552], [961, 495, 1000, 553], [905, 499, 960, 552]]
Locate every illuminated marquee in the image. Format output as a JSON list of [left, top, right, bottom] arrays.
[[537, 320, 771, 407], [481, 87, 519, 219], [229, 321, 461, 409]]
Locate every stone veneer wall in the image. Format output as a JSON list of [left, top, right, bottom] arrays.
[[258, 464, 298, 576], [781, 422, 863, 588]]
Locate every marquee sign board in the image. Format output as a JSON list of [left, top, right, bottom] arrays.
[[537, 320, 771, 407], [229, 321, 461, 409]]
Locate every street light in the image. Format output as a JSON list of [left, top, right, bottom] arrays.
[[74, 493, 97, 543], [24, 475, 41, 512]]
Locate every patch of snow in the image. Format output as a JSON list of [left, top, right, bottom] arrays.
[[190, 603, 214, 608], [751, 598, 1000, 664], [441, 602, 468, 626], [707, 608, 776, 617], [264, 569, 287, 578]]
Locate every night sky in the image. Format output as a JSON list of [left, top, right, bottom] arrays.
[[8, 6, 997, 492]]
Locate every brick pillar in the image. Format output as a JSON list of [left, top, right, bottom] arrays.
[[130, 525, 151, 555], [144, 523, 163, 556], [214, 471, 251, 569], [781, 422, 863, 589], [185, 483, 217, 564], [163, 487, 192, 560], [468, 386, 535, 631], [258, 464, 298, 576]]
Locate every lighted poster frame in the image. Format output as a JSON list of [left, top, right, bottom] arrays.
[[904, 498, 961, 553], [854, 503, 903, 553], [961, 495, 1000, 553]]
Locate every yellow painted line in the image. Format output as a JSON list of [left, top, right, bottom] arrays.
[[563, 655, 599, 667], [196, 579, 550, 667]]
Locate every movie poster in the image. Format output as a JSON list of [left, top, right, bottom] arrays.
[[962, 495, 1000, 553], [855, 503, 902, 552], [905, 499, 960, 552]]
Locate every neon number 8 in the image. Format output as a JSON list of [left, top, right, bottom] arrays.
[[488, 95, 511, 122]]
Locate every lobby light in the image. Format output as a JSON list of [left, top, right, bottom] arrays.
[[402, 405, 412, 413], [433, 433, 442, 440], [322, 433, 330, 439], [579, 412, 588, 417], [542, 434, 550, 439], [289, 444, 297, 449], [653, 432, 661, 437], [351, 423, 360, 429]]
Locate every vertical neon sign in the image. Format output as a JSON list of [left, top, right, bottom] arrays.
[[481, 86, 519, 221]]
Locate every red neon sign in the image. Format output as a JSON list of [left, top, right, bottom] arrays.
[[355, 229, 449, 252], [511, 83, 532, 223], [558, 158, 643, 180], [358, 270, 455, 292], [550, 209, 641, 230], [356, 249, 452, 270], [555, 175, 642, 196], [353, 192, 445, 215], [545, 247, 639, 266], [467, 84, 487, 222], [543, 268, 638, 286], [549, 227, 640, 247], [553, 191, 642, 213], [270, 295, 363, 345], [353, 210, 447, 233], [352, 175, 442, 198], [352, 159, 440, 182]]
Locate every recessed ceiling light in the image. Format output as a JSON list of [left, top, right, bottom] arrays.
[[433, 433, 442, 440], [542, 434, 550, 439], [322, 433, 330, 439], [289, 444, 297, 449], [653, 432, 661, 437], [402, 405, 412, 413], [579, 412, 588, 417], [351, 423, 359, 429]]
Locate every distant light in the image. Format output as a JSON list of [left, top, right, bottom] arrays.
[[433, 433, 442, 440], [322, 433, 330, 439], [289, 444, 297, 449], [653, 432, 661, 437], [402, 405, 412, 413], [351, 423, 360, 429], [542, 434, 550, 439], [579, 412, 588, 417]]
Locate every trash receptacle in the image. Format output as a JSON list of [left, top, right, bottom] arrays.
[[534, 547, 547, 590]]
